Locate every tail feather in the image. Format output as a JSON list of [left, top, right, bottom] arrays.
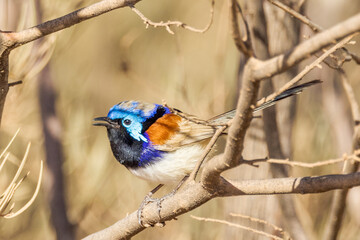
[[208, 79, 321, 124]]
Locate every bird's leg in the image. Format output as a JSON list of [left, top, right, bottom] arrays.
[[138, 183, 164, 227], [137, 176, 189, 227], [166, 175, 188, 197]]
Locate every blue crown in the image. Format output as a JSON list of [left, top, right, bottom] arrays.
[[107, 101, 170, 121]]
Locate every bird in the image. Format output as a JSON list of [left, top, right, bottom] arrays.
[[93, 80, 321, 185]]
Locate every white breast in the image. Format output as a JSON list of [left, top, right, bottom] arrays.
[[128, 144, 206, 184]]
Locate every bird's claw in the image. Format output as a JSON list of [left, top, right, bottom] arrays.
[[137, 193, 166, 227], [137, 176, 188, 227]]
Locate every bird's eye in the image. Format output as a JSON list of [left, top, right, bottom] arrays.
[[122, 118, 132, 127]]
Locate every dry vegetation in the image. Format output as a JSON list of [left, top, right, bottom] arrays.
[[0, 0, 360, 239]]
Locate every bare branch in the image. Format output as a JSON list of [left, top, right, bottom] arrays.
[[267, 0, 321, 33], [267, 0, 360, 66], [4, 161, 43, 218], [256, 34, 356, 107], [220, 172, 360, 196], [248, 153, 359, 168], [0, 129, 20, 159], [230, 213, 285, 234], [0, 138, 43, 219], [84, 171, 360, 239], [8, 80, 23, 87], [201, 31, 354, 185], [130, 0, 214, 35], [253, 13, 360, 80], [229, 0, 253, 56], [83, 182, 214, 240], [1, 0, 141, 49], [341, 71, 360, 126]]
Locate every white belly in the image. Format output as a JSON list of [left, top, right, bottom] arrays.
[[128, 144, 206, 184]]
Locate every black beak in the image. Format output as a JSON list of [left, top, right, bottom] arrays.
[[93, 117, 114, 128]]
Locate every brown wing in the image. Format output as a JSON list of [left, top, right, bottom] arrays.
[[148, 116, 216, 152]]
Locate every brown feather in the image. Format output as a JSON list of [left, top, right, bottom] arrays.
[[146, 114, 182, 145], [152, 118, 216, 151]]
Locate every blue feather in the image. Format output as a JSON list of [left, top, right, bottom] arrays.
[[139, 133, 163, 166], [107, 101, 171, 143], [108, 101, 170, 120]]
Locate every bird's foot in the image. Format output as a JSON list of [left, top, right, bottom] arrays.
[[137, 194, 167, 227], [137, 184, 165, 227], [137, 176, 188, 227]]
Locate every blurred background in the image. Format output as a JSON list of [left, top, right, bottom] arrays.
[[0, 0, 360, 239]]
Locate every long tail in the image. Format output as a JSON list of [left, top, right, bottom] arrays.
[[253, 79, 322, 112], [209, 79, 321, 124]]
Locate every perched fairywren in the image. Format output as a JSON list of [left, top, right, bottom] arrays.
[[94, 80, 320, 184]]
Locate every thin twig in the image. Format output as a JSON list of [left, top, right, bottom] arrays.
[[3, 161, 43, 218], [2, 143, 31, 198], [340, 71, 360, 125], [0, 129, 20, 159], [229, 0, 253, 56], [0, 153, 10, 173], [230, 213, 286, 235], [130, 0, 214, 35], [191, 215, 283, 240], [0, 173, 28, 216], [267, 0, 321, 32], [253, 13, 360, 80], [246, 154, 358, 168], [8, 80, 23, 87], [0, 0, 143, 48], [0, 143, 43, 218]]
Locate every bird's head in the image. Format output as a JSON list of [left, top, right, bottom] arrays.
[[93, 101, 171, 167]]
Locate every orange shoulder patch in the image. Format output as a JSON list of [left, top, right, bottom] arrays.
[[146, 114, 181, 145]]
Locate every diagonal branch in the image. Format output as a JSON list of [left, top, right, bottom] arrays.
[[267, 0, 322, 33], [0, 0, 141, 49], [253, 12, 360, 80], [267, 0, 359, 67], [256, 33, 356, 107], [129, 0, 214, 35]]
